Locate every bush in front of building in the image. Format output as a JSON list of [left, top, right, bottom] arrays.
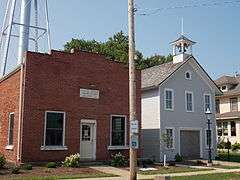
[[22, 163, 33, 170], [0, 154, 6, 168], [232, 143, 240, 151], [63, 153, 81, 168], [111, 152, 128, 167], [175, 153, 183, 162], [46, 162, 57, 168], [11, 165, 20, 174], [217, 139, 232, 150]]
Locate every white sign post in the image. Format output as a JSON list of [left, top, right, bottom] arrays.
[[130, 120, 139, 134]]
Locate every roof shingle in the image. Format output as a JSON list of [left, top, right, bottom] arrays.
[[141, 61, 185, 89]]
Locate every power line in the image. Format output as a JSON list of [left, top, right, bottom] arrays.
[[137, 0, 240, 16]]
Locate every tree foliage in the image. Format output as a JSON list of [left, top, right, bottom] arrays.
[[64, 31, 173, 69]]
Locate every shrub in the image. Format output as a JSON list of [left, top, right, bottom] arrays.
[[111, 152, 128, 167], [63, 153, 81, 168], [217, 140, 225, 149], [196, 160, 206, 166], [22, 163, 33, 170], [0, 154, 6, 168], [46, 162, 57, 168], [226, 141, 232, 150], [168, 162, 176, 166], [11, 165, 20, 174], [175, 153, 183, 162], [217, 139, 232, 150], [232, 143, 240, 151]]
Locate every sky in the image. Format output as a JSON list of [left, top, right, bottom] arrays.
[[0, 0, 240, 79]]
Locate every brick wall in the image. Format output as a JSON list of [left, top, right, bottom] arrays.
[[0, 69, 21, 162], [21, 50, 141, 162]]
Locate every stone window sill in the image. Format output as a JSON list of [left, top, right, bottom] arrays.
[[40, 146, 68, 151], [108, 146, 129, 150], [5, 145, 14, 150]]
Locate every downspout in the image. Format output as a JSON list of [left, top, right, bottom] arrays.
[[17, 54, 26, 163]]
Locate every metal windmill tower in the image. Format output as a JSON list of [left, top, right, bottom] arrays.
[[0, 0, 51, 77]]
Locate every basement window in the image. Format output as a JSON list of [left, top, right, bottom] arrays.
[[41, 111, 67, 151]]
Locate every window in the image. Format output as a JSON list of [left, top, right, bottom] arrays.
[[8, 113, 14, 146], [44, 111, 65, 147], [111, 115, 126, 146], [185, 71, 192, 80], [217, 122, 223, 136], [185, 91, 194, 112], [165, 128, 174, 149], [164, 89, 174, 110], [231, 121, 236, 136], [221, 86, 227, 91], [216, 99, 220, 113], [205, 129, 212, 147], [230, 98, 238, 112], [204, 94, 211, 112], [223, 122, 228, 136]]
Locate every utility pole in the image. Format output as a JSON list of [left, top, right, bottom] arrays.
[[128, 0, 137, 179]]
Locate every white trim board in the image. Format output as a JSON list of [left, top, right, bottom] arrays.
[[164, 88, 174, 111], [41, 111, 66, 151], [109, 115, 128, 148], [185, 91, 194, 112]]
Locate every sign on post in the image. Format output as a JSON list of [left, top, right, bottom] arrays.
[[130, 134, 139, 149], [130, 120, 139, 134]]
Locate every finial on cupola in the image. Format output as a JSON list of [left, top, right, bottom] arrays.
[[170, 18, 196, 64]]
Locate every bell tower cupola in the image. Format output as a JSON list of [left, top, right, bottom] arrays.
[[170, 19, 196, 64]]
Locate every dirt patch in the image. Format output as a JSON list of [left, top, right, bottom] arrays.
[[0, 165, 108, 179]]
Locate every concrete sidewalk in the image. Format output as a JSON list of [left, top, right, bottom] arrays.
[[64, 165, 240, 180]]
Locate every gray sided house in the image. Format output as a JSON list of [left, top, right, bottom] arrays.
[[141, 35, 221, 162]]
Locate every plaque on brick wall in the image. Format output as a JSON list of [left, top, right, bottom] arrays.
[[80, 88, 99, 99]]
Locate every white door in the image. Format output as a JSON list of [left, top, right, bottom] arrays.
[[80, 121, 96, 160]]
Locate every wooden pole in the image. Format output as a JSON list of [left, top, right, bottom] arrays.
[[128, 0, 137, 179]]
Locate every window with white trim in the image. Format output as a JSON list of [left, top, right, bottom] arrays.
[[8, 113, 14, 146], [44, 111, 65, 147], [205, 129, 212, 147], [204, 94, 211, 112], [164, 89, 174, 110], [111, 115, 126, 146], [231, 121, 236, 136], [230, 98, 238, 112], [185, 91, 194, 112], [185, 71, 192, 80], [165, 128, 174, 149], [223, 122, 228, 136], [217, 122, 223, 136]]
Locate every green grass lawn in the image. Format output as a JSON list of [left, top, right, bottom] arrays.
[[138, 166, 213, 175], [217, 151, 240, 162], [172, 172, 240, 180], [213, 164, 240, 169]]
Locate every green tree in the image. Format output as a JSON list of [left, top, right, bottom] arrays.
[[64, 31, 172, 69]]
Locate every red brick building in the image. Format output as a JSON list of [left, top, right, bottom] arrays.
[[0, 50, 141, 163]]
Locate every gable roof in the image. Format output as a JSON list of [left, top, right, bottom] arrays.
[[215, 75, 240, 97], [141, 60, 186, 90], [170, 35, 196, 45], [215, 75, 239, 86], [141, 56, 222, 95]]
